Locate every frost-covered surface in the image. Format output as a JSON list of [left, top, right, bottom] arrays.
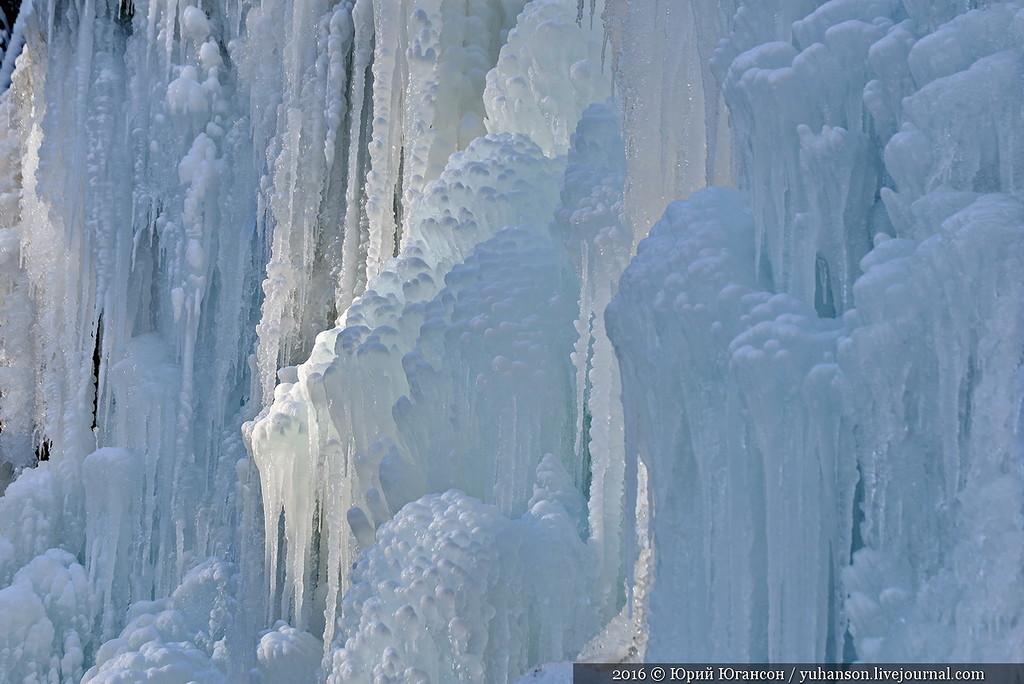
[[0, 0, 1021, 680]]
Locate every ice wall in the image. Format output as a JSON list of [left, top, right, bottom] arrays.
[[0, 0, 622, 676], [0, 0, 1021, 679], [0, 0, 267, 676], [608, 0, 1024, 663]]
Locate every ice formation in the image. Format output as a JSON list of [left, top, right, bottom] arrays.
[[0, 0, 1021, 681], [608, 0, 1024, 663]]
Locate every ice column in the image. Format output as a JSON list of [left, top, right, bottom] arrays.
[[554, 102, 633, 625], [603, 0, 736, 243]]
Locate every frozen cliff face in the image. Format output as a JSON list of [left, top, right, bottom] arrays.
[[0, 0, 1021, 680]]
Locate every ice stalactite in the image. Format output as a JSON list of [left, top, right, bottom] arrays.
[[0, 0, 25, 90], [358, 0, 528, 298], [841, 194, 1024, 661], [717, 0, 893, 311], [245, 0, 361, 405], [0, 63, 34, 479], [553, 102, 633, 635], [81, 447, 142, 642], [838, 0, 1024, 658], [0, 4, 9, 51], [609, 188, 849, 661], [247, 0, 534, 404]]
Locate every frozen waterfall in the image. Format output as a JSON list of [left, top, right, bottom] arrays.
[[0, 0, 1021, 681]]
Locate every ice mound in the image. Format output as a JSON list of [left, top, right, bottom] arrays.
[[328, 478, 594, 683], [0, 549, 93, 682], [83, 559, 237, 682]]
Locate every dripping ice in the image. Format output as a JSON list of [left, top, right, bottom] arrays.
[[0, 0, 1020, 681]]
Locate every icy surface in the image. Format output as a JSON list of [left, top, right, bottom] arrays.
[[603, 0, 737, 239], [0, 0, 1021, 679]]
